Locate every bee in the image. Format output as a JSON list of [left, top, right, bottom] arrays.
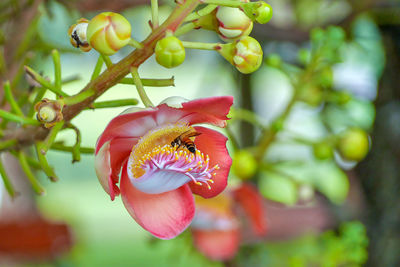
[[171, 130, 202, 154]]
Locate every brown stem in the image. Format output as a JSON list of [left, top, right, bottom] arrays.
[[1, 0, 200, 150]]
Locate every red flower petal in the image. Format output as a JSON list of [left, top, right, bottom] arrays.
[[95, 137, 137, 200], [120, 164, 195, 239], [192, 229, 240, 261], [189, 126, 232, 198], [95, 109, 157, 154], [233, 183, 267, 236], [161, 96, 234, 128]]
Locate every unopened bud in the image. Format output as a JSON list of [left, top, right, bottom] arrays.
[[313, 142, 334, 160], [155, 36, 185, 68], [218, 36, 263, 74], [241, 1, 273, 24], [68, 18, 91, 52], [87, 12, 131, 55], [337, 128, 370, 161], [215, 6, 253, 42], [232, 150, 257, 180], [35, 99, 64, 128]]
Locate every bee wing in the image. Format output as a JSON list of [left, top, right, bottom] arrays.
[[187, 132, 202, 138]]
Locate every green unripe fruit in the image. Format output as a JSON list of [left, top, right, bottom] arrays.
[[337, 128, 369, 161], [155, 36, 185, 68], [313, 142, 334, 160], [232, 151, 257, 180]]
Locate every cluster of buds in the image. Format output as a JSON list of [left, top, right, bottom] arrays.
[[34, 99, 64, 128], [312, 128, 370, 162], [68, 12, 132, 55], [191, 1, 272, 73]]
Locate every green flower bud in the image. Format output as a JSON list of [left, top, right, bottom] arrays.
[[215, 6, 253, 42], [232, 150, 257, 180], [298, 48, 311, 65], [317, 67, 334, 88], [337, 128, 370, 161], [313, 142, 334, 160], [87, 12, 131, 55], [155, 36, 185, 68], [265, 53, 281, 68], [218, 36, 263, 74], [241, 1, 273, 24], [297, 84, 323, 106]]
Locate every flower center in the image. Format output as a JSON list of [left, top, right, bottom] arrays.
[[128, 124, 219, 189]]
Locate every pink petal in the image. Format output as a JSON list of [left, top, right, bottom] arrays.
[[158, 96, 234, 128], [233, 183, 267, 236], [189, 126, 232, 198], [192, 229, 240, 261], [95, 137, 138, 200], [120, 164, 195, 239], [95, 109, 158, 154]]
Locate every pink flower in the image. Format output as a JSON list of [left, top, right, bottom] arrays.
[[95, 96, 233, 239], [191, 183, 267, 260]]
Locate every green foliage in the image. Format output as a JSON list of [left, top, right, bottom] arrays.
[[235, 221, 369, 267]]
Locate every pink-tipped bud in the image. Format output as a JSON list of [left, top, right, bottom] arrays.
[[218, 36, 263, 74], [68, 18, 91, 52], [86, 12, 132, 55], [215, 7, 253, 42]]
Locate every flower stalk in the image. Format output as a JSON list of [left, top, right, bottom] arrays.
[[24, 66, 68, 97], [4, 81, 24, 117], [151, 0, 159, 29], [0, 158, 16, 197], [130, 66, 154, 107], [0, 109, 40, 125], [91, 56, 104, 81], [88, 99, 139, 109], [16, 151, 46, 195], [181, 41, 220, 50], [39, 121, 65, 155], [52, 49, 62, 91], [119, 77, 175, 87], [35, 142, 58, 182]]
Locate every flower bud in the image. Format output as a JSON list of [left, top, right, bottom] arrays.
[[218, 36, 263, 74], [87, 12, 131, 55], [297, 84, 323, 106], [241, 1, 273, 24], [68, 18, 91, 52], [35, 99, 64, 128], [215, 6, 253, 42], [313, 142, 334, 160], [337, 128, 369, 161], [155, 36, 185, 68], [232, 150, 257, 180]]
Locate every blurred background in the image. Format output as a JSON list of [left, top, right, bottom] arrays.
[[0, 0, 399, 266]]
